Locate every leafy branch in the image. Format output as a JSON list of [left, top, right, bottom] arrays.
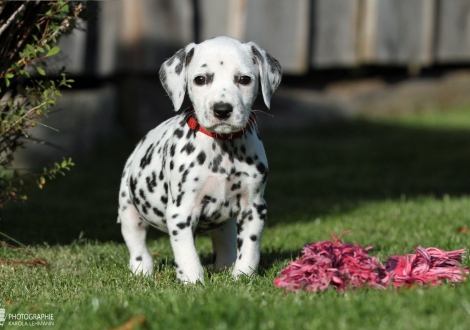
[[0, 1, 85, 207]]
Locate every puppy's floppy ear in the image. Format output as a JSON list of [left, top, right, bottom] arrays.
[[248, 42, 282, 109], [159, 43, 196, 111]]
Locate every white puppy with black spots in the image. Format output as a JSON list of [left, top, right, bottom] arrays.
[[118, 36, 282, 283]]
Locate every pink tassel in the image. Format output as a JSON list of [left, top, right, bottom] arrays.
[[385, 246, 468, 287], [274, 232, 469, 293]]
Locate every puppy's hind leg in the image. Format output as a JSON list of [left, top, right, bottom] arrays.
[[119, 203, 154, 275]]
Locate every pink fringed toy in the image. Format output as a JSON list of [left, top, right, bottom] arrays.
[[274, 231, 469, 292]]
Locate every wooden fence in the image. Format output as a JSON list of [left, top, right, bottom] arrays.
[[59, 0, 470, 75]]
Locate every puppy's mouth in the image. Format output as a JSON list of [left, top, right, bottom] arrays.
[[206, 121, 244, 134]]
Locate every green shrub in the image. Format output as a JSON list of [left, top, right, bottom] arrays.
[[0, 0, 85, 207]]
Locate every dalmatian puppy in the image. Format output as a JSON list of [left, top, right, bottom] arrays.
[[118, 36, 282, 283]]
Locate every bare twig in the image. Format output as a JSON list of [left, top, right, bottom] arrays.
[[0, 3, 25, 36]]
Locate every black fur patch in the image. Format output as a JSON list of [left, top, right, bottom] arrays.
[[174, 48, 186, 75], [206, 73, 214, 84], [152, 207, 164, 217], [266, 52, 282, 75], [146, 171, 157, 193], [174, 129, 184, 138], [140, 144, 154, 169], [181, 142, 196, 155], [185, 48, 195, 67], [251, 46, 262, 64]]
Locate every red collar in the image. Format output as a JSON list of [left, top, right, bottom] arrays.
[[186, 110, 256, 140]]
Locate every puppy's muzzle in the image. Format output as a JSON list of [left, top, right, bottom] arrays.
[[213, 102, 233, 120]]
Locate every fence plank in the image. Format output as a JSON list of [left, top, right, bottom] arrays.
[[199, 0, 230, 40], [311, 0, 359, 68], [117, 0, 193, 73], [245, 0, 310, 74], [435, 0, 470, 63], [374, 0, 435, 66]]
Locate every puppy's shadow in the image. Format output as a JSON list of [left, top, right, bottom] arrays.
[[199, 248, 299, 277]]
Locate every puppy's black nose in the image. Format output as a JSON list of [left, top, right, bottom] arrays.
[[213, 103, 233, 119]]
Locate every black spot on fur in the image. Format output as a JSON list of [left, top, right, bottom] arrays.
[[251, 46, 262, 64], [164, 183, 168, 194], [255, 203, 267, 220], [212, 154, 223, 173], [146, 171, 157, 193], [222, 142, 229, 153], [256, 162, 266, 174], [181, 142, 196, 155], [174, 129, 184, 138], [140, 144, 154, 169], [161, 195, 168, 204], [241, 209, 252, 221], [181, 169, 189, 184], [172, 230, 178, 235], [246, 157, 254, 165], [220, 61, 223, 65], [170, 144, 176, 157], [250, 235, 257, 241], [231, 181, 241, 191], [201, 63, 207, 67], [129, 175, 137, 195], [136, 256, 142, 261], [139, 189, 146, 201], [174, 48, 186, 75], [237, 238, 243, 250], [177, 222, 186, 229], [206, 73, 214, 84], [176, 191, 184, 206], [237, 219, 244, 235], [266, 52, 282, 75], [170, 160, 174, 170], [159, 170, 164, 181], [185, 48, 195, 67], [153, 207, 164, 217], [186, 127, 196, 139]]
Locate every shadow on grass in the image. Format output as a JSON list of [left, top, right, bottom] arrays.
[[2, 118, 470, 245]]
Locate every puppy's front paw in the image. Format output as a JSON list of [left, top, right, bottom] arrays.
[[176, 265, 205, 284], [129, 253, 154, 276], [232, 265, 257, 279]]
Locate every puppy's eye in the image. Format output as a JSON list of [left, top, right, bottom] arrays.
[[194, 76, 206, 85], [239, 76, 251, 85]]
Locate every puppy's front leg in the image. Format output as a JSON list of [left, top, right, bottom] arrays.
[[232, 200, 267, 278], [167, 210, 204, 284]]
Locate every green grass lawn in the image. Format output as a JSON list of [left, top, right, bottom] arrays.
[[1, 108, 470, 329]]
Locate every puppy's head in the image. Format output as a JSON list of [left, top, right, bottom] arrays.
[[159, 36, 282, 134]]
